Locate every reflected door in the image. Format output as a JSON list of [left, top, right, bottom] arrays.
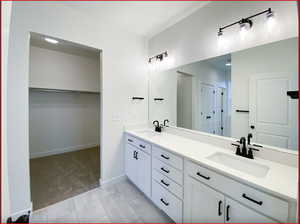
[[199, 83, 215, 134], [249, 74, 293, 149]]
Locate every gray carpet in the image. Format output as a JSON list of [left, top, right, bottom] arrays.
[[30, 146, 100, 210]]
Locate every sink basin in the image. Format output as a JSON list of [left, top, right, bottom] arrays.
[[207, 152, 269, 178], [137, 130, 161, 138]]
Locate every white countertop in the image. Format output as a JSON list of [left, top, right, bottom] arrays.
[[125, 129, 298, 202]]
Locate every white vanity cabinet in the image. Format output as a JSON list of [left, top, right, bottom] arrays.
[[151, 145, 184, 223], [124, 131, 296, 223], [184, 160, 287, 223], [125, 135, 151, 198]]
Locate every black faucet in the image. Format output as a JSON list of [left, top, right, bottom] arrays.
[[153, 120, 162, 132], [163, 119, 169, 127], [232, 135, 261, 159], [240, 137, 247, 157]]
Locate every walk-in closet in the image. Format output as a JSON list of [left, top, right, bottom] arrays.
[[29, 33, 101, 210]]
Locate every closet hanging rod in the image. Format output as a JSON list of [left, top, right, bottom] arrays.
[[29, 87, 100, 94]]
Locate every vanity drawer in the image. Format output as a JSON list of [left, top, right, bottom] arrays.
[[153, 158, 183, 185], [186, 160, 289, 222], [153, 169, 183, 199], [152, 179, 183, 223], [153, 145, 183, 170], [136, 138, 151, 154], [126, 134, 151, 154]]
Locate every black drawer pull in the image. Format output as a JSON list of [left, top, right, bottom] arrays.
[[218, 200, 222, 216], [196, 172, 210, 180], [226, 205, 230, 221], [133, 151, 136, 159], [161, 179, 170, 187], [160, 198, 169, 206], [139, 144, 146, 149], [135, 151, 138, 160], [161, 154, 170, 160], [242, 194, 263, 205], [128, 139, 133, 142], [161, 167, 170, 174]]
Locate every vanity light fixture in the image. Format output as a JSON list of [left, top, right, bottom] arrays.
[[45, 37, 59, 44], [225, 60, 231, 67], [217, 8, 274, 37], [148, 51, 168, 63]]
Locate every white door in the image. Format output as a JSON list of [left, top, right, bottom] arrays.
[[184, 176, 225, 223], [215, 87, 225, 136], [177, 74, 193, 129], [249, 74, 293, 149], [199, 83, 216, 134], [125, 144, 138, 184], [136, 149, 151, 198], [225, 198, 276, 223]]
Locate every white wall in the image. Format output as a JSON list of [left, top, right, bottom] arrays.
[[231, 38, 298, 147], [149, 2, 298, 69], [7, 2, 148, 216], [2, 1, 12, 221], [29, 91, 100, 158], [30, 46, 100, 92]]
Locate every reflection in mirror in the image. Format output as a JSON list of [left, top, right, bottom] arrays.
[[149, 37, 298, 151]]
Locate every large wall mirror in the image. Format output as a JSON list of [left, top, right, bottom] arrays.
[[149, 37, 298, 151]]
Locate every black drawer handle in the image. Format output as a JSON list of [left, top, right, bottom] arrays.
[[160, 198, 169, 206], [226, 205, 230, 221], [196, 172, 210, 180], [161, 167, 170, 174], [161, 179, 170, 187], [128, 139, 133, 142], [161, 154, 170, 160], [218, 200, 222, 216], [135, 151, 138, 160], [139, 144, 146, 149], [242, 194, 263, 205]]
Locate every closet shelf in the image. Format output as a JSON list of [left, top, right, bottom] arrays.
[[29, 87, 100, 94]]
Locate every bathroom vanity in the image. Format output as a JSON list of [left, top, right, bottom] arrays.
[[124, 129, 297, 223]]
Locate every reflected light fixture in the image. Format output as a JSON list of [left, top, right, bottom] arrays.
[[45, 37, 59, 44], [217, 8, 274, 37], [148, 51, 168, 64]]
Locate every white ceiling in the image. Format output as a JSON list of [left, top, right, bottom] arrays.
[[63, 1, 209, 38]]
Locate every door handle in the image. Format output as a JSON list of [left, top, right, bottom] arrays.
[[161, 167, 170, 174], [160, 198, 169, 206], [250, 125, 255, 129], [196, 172, 210, 180], [161, 154, 170, 160], [161, 179, 170, 187], [133, 151, 136, 159], [242, 193, 263, 205], [128, 138, 133, 143], [226, 205, 230, 221], [206, 116, 211, 119], [139, 144, 146, 149], [218, 200, 222, 216]]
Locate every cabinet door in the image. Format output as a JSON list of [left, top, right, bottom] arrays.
[[136, 149, 151, 198], [184, 176, 225, 223], [225, 198, 277, 223], [125, 144, 138, 184]]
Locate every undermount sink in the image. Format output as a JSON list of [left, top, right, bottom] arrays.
[[207, 152, 269, 178], [137, 129, 161, 138]]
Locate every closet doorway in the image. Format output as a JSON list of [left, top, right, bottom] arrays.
[[28, 33, 102, 210]]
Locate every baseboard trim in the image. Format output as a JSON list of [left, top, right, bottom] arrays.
[[99, 174, 126, 187], [30, 143, 99, 159], [9, 202, 32, 221]]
